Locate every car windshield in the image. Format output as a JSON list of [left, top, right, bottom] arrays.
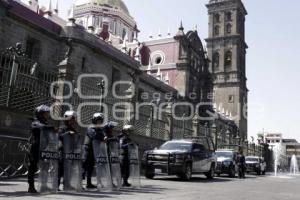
[[246, 157, 259, 162], [159, 142, 192, 151], [216, 151, 233, 158]]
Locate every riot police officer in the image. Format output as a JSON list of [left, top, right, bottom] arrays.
[[82, 113, 106, 189], [237, 149, 246, 179], [104, 121, 118, 141], [119, 125, 134, 187], [58, 111, 78, 190], [27, 105, 51, 193]]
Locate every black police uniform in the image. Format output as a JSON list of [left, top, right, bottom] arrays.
[[82, 125, 105, 187], [27, 118, 48, 190], [119, 133, 132, 185], [237, 153, 246, 178], [57, 125, 78, 189]]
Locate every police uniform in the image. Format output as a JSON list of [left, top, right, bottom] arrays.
[[119, 125, 134, 187], [27, 105, 51, 193], [82, 113, 106, 188]]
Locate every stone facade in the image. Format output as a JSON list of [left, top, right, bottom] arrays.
[[206, 0, 248, 141]]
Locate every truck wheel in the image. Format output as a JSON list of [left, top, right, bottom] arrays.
[[257, 170, 261, 176], [145, 172, 155, 179], [205, 164, 215, 179], [180, 163, 192, 181]]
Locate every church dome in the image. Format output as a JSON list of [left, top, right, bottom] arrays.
[[75, 0, 130, 15]]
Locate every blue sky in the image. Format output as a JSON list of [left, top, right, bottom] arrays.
[[32, 0, 300, 141]]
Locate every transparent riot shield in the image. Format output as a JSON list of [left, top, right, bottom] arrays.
[[63, 133, 83, 192], [128, 143, 141, 188], [93, 140, 112, 191], [107, 139, 122, 190], [38, 125, 59, 193]]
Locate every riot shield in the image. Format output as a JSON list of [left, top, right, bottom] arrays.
[[107, 139, 122, 190], [93, 140, 112, 191], [38, 125, 59, 193], [62, 133, 83, 192], [128, 143, 141, 188]]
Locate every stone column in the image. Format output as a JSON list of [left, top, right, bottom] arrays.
[[54, 57, 74, 120]]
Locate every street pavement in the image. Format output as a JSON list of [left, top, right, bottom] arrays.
[[1, 174, 300, 200]]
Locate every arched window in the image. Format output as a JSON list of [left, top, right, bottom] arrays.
[[225, 51, 232, 68], [226, 12, 232, 21], [214, 25, 220, 36], [212, 52, 220, 70], [226, 23, 232, 34], [214, 13, 220, 23]]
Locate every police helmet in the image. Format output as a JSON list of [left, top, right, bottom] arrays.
[[64, 111, 77, 119], [34, 105, 50, 116], [122, 125, 134, 134], [92, 113, 104, 124], [106, 121, 118, 129]]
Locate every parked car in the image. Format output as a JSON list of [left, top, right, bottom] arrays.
[[142, 137, 217, 181], [245, 156, 266, 175], [215, 149, 238, 177]]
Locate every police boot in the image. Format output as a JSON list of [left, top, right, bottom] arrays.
[[122, 180, 131, 187], [28, 185, 38, 193], [86, 178, 97, 189]]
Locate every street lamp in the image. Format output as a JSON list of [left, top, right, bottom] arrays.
[[226, 129, 230, 145], [148, 98, 161, 137], [245, 139, 249, 156], [97, 79, 105, 112], [236, 135, 241, 146], [211, 122, 217, 150]]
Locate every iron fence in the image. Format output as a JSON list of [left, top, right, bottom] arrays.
[[0, 43, 57, 112], [0, 135, 29, 179]]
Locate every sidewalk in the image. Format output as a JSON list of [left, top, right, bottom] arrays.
[[0, 177, 163, 200]]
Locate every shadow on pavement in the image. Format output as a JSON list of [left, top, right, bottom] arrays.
[[0, 185, 167, 198], [153, 176, 233, 183]]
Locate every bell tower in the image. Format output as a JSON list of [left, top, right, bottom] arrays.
[[206, 0, 248, 141]]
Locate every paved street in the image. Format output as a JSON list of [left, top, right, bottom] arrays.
[[1, 174, 300, 200]]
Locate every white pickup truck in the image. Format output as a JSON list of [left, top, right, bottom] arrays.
[[245, 156, 266, 175]]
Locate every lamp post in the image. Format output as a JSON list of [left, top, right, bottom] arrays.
[[97, 79, 105, 112], [236, 135, 241, 146], [149, 98, 160, 137], [211, 122, 217, 150], [245, 139, 249, 156], [182, 113, 186, 138]]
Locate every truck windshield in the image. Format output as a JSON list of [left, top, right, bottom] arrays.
[[246, 157, 259, 162], [216, 152, 233, 158], [159, 142, 192, 151]]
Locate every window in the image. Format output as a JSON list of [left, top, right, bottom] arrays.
[[229, 95, 234, 103], [81, 57, 86, 72], [214, 25, 220, 36], [212, 52, 220, 70], [226, 12, 232, 21], [226, 23, 232, 34], [214, 13, 220, 23], [137, 88, 145, 102], [155, 56, 162, 65], [26, 38, 41, 61], [122, 28, 126, 40], [111, 68, 121, 93], [225, 51, 232, 67]]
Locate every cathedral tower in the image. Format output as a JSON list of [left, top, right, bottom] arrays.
[[206, 0, 248, 141]]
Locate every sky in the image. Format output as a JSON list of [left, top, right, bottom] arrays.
[[31, 0, 300, 141]]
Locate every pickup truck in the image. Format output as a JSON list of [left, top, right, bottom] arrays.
[[142, 137, 217, 181], [245, 156, 266, 175]]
